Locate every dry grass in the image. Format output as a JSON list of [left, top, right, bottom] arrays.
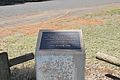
[[0, 5, 120, 80]]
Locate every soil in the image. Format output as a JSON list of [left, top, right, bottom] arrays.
[[1, 8, 119, 80], [0, 15, 104, 37]]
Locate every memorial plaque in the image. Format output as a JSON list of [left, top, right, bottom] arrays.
[[36, 30, 85, 80], [40, 32, 81, 50]]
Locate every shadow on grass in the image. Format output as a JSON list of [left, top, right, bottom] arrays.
[[105, 74, 120, 80], [11, 67, 36, 80], [0, 0, 52, 6]]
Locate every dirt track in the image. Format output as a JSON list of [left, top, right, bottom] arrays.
[[0, 14, 104, 37]]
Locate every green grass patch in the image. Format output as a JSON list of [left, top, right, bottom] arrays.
[[107, 8, 120, 15]]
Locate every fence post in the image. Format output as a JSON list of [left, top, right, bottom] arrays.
[[0, 52, 10, 80]]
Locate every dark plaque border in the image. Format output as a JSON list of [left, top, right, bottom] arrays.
[[40, 32, 81, 50]]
